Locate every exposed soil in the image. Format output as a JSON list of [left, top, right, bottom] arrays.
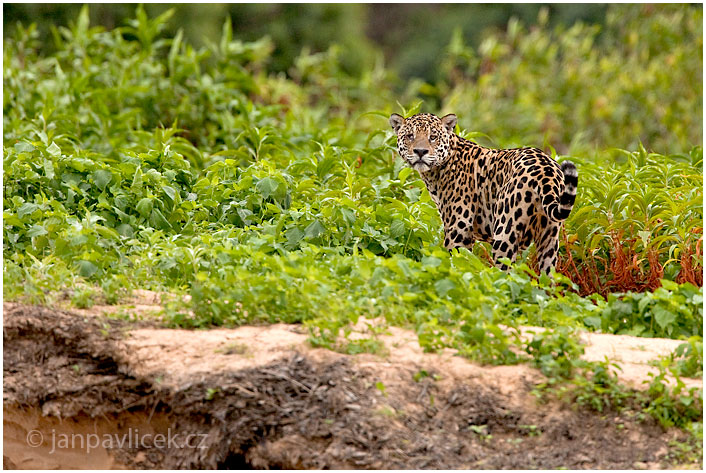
[[2, 299, 702, 469]]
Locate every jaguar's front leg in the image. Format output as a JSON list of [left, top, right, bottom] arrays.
[[443, 224, 475, 252]]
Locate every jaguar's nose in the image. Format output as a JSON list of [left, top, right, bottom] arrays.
[[413, 148, 429, 158]]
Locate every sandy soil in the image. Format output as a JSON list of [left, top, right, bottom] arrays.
[[62, 290, 702, 391], [2, 296, 702, 469]]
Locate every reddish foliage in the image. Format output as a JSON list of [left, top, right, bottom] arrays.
[[645, 247, 664, 291], [556, 229, 703, 298], [676, 231, 703, 287]]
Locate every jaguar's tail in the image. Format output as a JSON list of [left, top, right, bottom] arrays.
[[544, 161, 578, 221]]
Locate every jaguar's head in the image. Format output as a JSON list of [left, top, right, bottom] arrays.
[[389, 112, 458, 173]]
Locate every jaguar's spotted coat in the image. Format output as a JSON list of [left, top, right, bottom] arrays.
[[389, 112, 578, 272]]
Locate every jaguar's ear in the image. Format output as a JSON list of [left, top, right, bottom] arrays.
[[389, 113, 405, 134], [441, 114, 457, 133]]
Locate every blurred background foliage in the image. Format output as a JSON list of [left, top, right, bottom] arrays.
[[4, 3, 702, 155], [1, 3, 620, 79]]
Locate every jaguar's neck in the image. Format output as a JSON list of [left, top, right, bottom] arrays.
[[419, 167, 442, 206]]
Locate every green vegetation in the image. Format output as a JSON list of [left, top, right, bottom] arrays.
[[651, 337, 704, 379], [3, 4, 702, 435], [535, 354, 702, 432], [2, 3, 611, 80], [436, 4, 702, 154]]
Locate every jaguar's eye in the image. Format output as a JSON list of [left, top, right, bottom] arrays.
[[405, 133, 414, 141], [430, 134, 438, 141]]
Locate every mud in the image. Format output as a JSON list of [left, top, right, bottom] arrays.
[[2, 302, 700, 469]]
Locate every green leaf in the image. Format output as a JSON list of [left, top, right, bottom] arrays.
[[26, 225, 48, 237], [46, 142, 61, 157], [116, 224, 134, 237], [257, 177, 280, 200], [398, 167, 412, 183], [390, 219, 405, 239], [131, 168, 143, 192], [285, 226, 304, 246], [136, 198, 153, 218], [316, 155, 339, 179], [434, 278, 456, 297], [43, 159, 55, 179], [340, 208, 356, 225], [163, 185, 177, 203], [93, 170, 113, 191], [77, 260, 99, 278], [95, 225, 120, 240], [421, 256, 442, 267], [14, 141, 35, 153], [653, 306, 676, 330], [304, 220, 325, 239], [404, 187, 421, 202], [612, 300, 634, 317], [150, 208, 172, 230], [17, 203, 39, 219], [637, 295, 652, 314], [660, 280, 679, 292], [397, 259, 413, 277], [679, 396, 693, 406]]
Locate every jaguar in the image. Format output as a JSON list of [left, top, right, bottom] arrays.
[[389, 112, 578, 272]]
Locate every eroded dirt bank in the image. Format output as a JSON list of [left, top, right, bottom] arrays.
[[2, 302, 700, 469]]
